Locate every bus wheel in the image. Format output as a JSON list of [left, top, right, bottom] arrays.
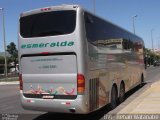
[[119, 83, 125, 103], [139, 74, 144, 87], [110, 86, 118, 109]]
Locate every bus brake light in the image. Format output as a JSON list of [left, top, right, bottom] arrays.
[[19, 74, 23, 90], [77, 74, 85, 94]]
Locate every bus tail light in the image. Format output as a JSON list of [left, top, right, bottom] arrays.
[[77, 74, 85, 94], [19, 74, 23, 90]]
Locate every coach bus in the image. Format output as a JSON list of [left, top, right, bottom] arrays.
[[18, 5, 145, 114]]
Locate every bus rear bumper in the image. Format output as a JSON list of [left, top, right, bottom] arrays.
[[20, 92, 89, 114]]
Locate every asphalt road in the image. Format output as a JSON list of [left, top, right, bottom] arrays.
[[0, 66, 160, 120]]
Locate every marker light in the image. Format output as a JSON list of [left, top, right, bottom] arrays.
[[41, 8, 51, 11], [41, 52, 50, 55]]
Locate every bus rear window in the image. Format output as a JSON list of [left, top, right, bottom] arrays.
[[20, 10, 76, 38]]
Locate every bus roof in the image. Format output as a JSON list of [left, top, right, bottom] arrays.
[[20, 4, 143, 44], [20, 4, 80, 17]]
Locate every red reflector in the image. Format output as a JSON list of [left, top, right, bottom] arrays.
[[41, 52, 50, 55], [66, 102, 70, 105], [27, 100, 31, 103]]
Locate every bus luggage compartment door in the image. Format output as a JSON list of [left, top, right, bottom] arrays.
[[21, 54, 77, 99]]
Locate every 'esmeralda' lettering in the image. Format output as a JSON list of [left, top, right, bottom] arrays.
[[21, 41, 74, 49]]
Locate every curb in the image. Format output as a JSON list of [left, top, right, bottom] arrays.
[[0, 77, 18, 81], [117, 79, 160, 114], [0, 81, 19, 85], [117, 85, 151, 114]]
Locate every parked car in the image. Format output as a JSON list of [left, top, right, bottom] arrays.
[[154, 61, 160, 66]]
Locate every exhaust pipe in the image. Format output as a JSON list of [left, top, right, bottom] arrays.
[[69, 108, 76, 113]]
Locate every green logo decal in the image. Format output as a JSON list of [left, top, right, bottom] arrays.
[[21, 41, 74, 49]]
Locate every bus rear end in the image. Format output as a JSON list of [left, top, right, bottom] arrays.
[[18, 5, 88, 113]]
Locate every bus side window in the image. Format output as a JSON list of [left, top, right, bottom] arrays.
[[84, 12, 95, 43], [123, 39, 134, 51], [85, 14, 93, 24]]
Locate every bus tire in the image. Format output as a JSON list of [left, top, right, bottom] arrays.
[[110, 85, 118, 109], [139, 74, 144, 87], [119, 82, 125, 103]]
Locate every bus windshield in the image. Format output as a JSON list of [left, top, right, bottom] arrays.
[[20, 10, 76, 38]]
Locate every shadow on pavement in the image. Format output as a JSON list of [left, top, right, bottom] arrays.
[[33, 105, 111, 120], [125, 83, 147, 99]]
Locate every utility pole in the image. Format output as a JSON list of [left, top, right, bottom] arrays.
[[0, 8, 7, 78], [151, 29, 154, 51]]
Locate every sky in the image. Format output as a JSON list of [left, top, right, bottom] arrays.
[[0, 0, 160, 51]]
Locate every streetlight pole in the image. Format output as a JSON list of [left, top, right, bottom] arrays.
[[158, 39, 160, 49], [0, 8, 7, 78], [158, 39, 159, 49], [151, 29, 154, 51], [132, 15, 138, 34]]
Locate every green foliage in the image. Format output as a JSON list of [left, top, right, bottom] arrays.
[[144, 48, 160, 65], [0, 56, 4, 64], [7, 42, 18, 60], [7, 42, 18, 72], [0, 56, 4, 74]]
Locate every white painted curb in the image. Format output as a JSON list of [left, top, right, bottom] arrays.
[[0, 81, 19, 85]]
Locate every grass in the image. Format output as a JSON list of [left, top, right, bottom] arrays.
[[0, 77, 18, 82]]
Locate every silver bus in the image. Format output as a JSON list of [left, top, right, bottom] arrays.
[[18, 5, 146, 114]]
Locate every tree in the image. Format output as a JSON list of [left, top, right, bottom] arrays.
[[7, 42, 18, 72], [144, 48, 160, 65], [0, 56, 4, 74], [0, 56, 4, 64]]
